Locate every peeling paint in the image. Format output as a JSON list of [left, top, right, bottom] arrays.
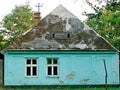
[[9, 72, 13, 77], [45, 14, 61, 24], [59, 81, 64, 85], [75, 40, 88, 49], [112, 71, 118, 83], [21, 37, 63, 49], [65, 19, 71, 31], [66, 73, 75, 79], [80, 78, 89, 84], [69, 17, 84, 31]]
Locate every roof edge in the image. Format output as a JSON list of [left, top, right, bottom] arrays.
[[5, 49, 118, 52]]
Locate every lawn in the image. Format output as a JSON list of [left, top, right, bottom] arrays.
[[1, 85, 120, 90]]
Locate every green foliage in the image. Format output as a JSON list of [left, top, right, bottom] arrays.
[[106, 1, 120, 11], [0, 2, 34, 50], [86, 1, 120, 50], [0, 29, 10, 50], [0, 32, 7, 50], [3, 3, 34, 34]]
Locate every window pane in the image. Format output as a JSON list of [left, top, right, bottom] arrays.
[[48, 66, 52, 75], [53, 59, 58, 64], [26, 59, 31, 64], [27, 67, 31, 76], [53, 66, 58, 75], [33, 67, 37, 76], [47, 59, 52, 64], [32, 59, 37, 64]]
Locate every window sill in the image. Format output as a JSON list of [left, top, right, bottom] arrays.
[[25, 76, 38, 78], [46, 75, 59, 78]]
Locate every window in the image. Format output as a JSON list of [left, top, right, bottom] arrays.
[[46, 58, 58, 77], [25, 58, 38, 77], [50, 32, 71, 40], [52, 33, 55, 38], [67, 33, 70, 38]]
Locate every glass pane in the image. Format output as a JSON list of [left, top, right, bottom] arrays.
[[48, 66, 52, 75], [27, 67, 31, 76], [53, 59, 58, 64], [32, 59, 37, 64], [26, 59, 31, 64], [33, 67, 37, 76], [53, 66, 58, 75], [47, 58, 52, 64]]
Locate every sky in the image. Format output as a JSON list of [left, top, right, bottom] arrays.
[[0, 0, 106, 22]]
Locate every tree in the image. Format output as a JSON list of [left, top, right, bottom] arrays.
[[0, 29, 9, 50], [2, 2, 34, 41], [0, 32, 4, 50], [0, 2, 34, 50], [85, 0, 120, 50]]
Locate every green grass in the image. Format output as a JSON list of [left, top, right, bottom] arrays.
[[0, 86, 120, 90]]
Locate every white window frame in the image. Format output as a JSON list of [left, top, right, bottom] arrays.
[[46, 58, 59, 77], [25, 58, 38, 77]]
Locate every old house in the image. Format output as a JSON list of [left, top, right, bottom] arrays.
[[4, 5, 119, 86]]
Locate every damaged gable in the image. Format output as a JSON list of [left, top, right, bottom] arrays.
[[7, 5, 115, 50]]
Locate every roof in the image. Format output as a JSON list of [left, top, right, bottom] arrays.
[[7, 5, 116, 51]]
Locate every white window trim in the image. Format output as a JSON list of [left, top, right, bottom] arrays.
[[46, 58, 59, 77], [25, 58, 38, 77]]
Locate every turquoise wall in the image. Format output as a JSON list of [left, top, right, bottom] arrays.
[[4, 50, 119, 86]]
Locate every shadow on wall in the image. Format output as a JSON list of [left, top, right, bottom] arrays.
[[0, 53, 4, 86]]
